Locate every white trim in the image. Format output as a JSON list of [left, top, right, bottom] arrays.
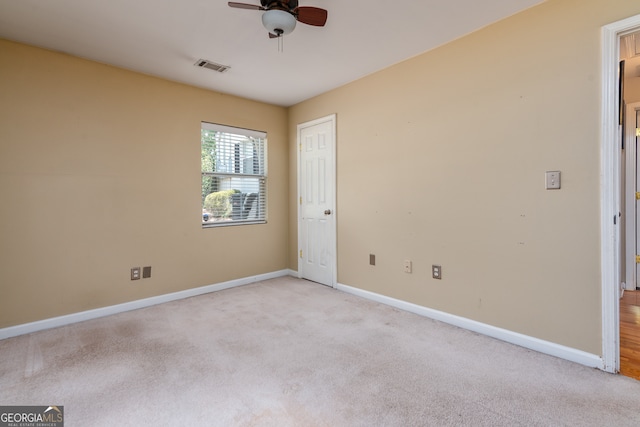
[[336, 283, 604, 370], [601, 14, 640, 374], [200, 121, 266, 139], [0, 269, 292, 340], [296, 114, 338, 288]]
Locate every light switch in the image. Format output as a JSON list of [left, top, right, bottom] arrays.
[[545, 171, 561, 190], [403, 260, 412, 273]]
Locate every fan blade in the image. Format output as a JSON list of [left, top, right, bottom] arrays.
[[295, 7, 327, 26], [269, 32, 279, 38], [228, 2, 264, 10]]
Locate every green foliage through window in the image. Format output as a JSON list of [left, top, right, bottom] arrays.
[[204, 189, 240, 219]]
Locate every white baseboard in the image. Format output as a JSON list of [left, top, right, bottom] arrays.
[[336, 282, 605, 371], [0, 269, 292, 340]]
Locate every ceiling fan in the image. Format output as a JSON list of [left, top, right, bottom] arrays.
[[228, 0, 328, 38]]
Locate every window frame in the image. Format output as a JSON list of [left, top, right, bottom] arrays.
[[201, 122, 267, 228]]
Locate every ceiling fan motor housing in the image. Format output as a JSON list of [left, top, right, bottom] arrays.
[[261, 0, 298, 9]]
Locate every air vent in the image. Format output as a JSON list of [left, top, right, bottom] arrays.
[[194, 59, 230, 73]]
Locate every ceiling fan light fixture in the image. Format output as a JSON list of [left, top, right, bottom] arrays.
[[262, 9, 296, 36]]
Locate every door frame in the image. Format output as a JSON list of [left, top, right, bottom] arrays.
[[297, 114, 337, 287], [602, 14, 640, 373]]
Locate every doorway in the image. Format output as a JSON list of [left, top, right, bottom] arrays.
[[297, 114, 337, 287], [603, 14, 640, 375], [624, 101, 640, 291], [621, 72, 640, 380]]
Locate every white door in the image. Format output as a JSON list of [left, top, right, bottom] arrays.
[[298, 115, 336, 287]]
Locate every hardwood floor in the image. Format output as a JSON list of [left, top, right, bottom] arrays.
[[620, 290, 640, 380]]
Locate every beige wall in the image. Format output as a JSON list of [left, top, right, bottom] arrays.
[[626, 77, 640, 103], [0, 39, 289, 328], [289, 0, 640, 355]]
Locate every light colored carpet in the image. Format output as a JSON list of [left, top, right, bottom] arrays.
[[1, 276, 640, 426]]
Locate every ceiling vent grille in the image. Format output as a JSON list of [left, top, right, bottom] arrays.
[[195, 59, 230, 73]]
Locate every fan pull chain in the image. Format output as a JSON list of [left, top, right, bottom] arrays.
[[278, 34, 284, 52]]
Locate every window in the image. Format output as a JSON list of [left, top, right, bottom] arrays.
[[201, 122, 267, 226]]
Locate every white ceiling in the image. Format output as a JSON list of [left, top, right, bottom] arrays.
[[0, 0, 545, 107]]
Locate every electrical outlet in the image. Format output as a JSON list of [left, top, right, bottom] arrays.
[[432, 265, 442, 280], [403, 260, 412, 273], [142, 266, 151, 278], [131, 267, 141, 280]]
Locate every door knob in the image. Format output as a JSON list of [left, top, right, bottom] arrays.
[[324, 209, 332, 215]]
